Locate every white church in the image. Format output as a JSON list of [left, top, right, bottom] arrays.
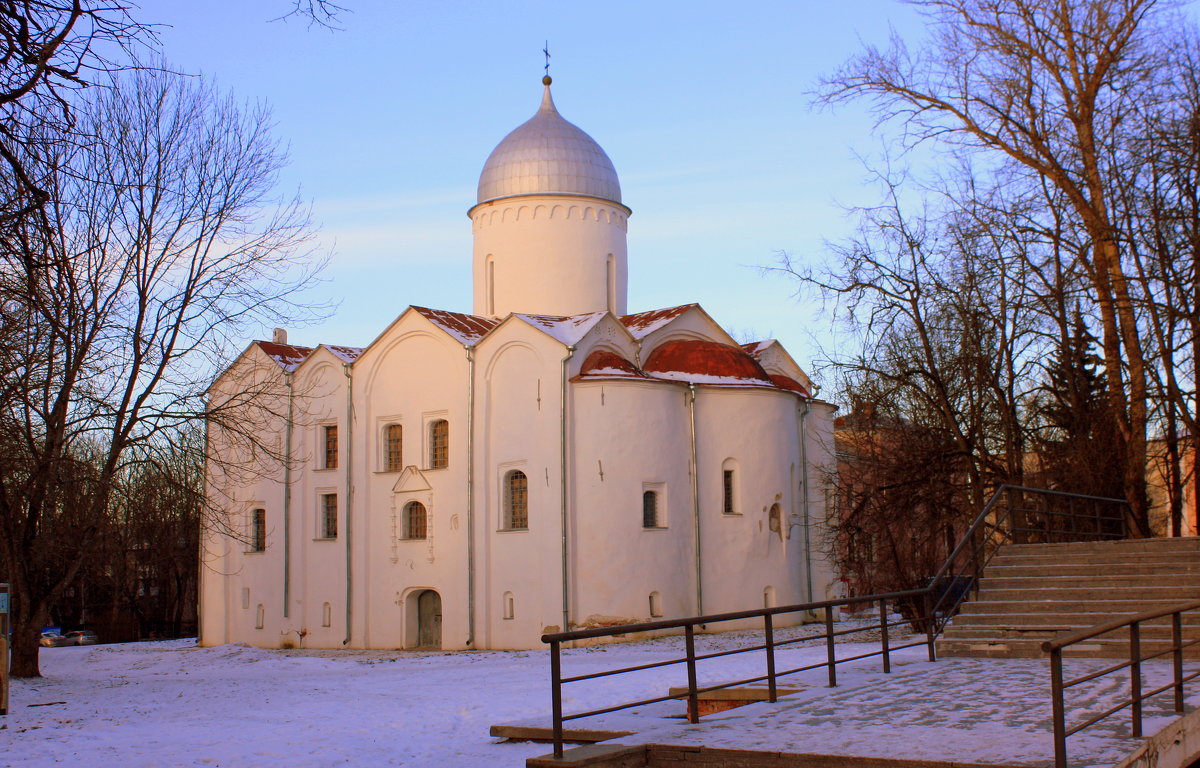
[[199, 76, 838, 651]]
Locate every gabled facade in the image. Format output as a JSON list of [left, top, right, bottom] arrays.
[[200, 77, 837, 650]]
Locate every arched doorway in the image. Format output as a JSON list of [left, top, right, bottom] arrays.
[[416, 590, 442, 649]]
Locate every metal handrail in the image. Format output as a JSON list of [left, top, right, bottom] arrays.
[[926, 485, 1133, 629], [1043, 600, 1200, 768], [539, 486, 1136, 761], [541, 589, 937, 759]]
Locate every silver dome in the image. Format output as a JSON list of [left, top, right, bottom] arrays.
[[477, 84, 621, 205]]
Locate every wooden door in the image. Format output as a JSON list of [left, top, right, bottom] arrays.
[[417, 590, 441, 649]]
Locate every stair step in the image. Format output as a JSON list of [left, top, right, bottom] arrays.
[[978, 574, 1199, 589], [959, 599, 1200, 615], [981, 563, 1200, 578], [946, 611, 1200, 627], [976, 586, 1200, 601], [1006, 538, 1200, 554], [974, 566, 1200, 585], [936, 637, 1200, 660]]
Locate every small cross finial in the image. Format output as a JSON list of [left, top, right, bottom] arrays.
[[543, 42, 552, 86]]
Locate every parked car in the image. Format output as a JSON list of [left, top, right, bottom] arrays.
[[39, 632, 69, 647], [63, 630, 98, 646]]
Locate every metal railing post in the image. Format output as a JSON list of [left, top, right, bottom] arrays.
[[764, 613, 777, 702], [880, 598, 891, 674], [1051, 647, 1067, 768], [1173, 612, 1185, 714], [685, 624, 699, 724], [1130, 622, 1143, 738], [825, 608, 837, 687], [924, 591, 937, 662], [550, 639, 564, 759]]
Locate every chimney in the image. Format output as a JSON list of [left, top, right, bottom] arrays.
[[272, 328, 288, 345]]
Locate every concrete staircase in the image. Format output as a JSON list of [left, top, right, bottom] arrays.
[[937, 537, 1200, 659]]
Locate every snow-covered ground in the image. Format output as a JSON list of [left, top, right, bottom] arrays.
[[2, 624, 1195, 767]]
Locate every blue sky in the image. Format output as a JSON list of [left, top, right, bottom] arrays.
[[153, 1, 929, 380]]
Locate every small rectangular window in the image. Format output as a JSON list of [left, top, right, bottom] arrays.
[[321, 493, 338, 539], [323, 425, 338, 469], [385, 424, 403, 472], [429, 420, 449, 469], [723, 470, 736, 515], [255, 604, 265, 630], [251, 508, 266, 552], [642, 490, 659, 528]]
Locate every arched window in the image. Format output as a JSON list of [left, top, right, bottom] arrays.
[[649, 591, 663, 617], [403, 501, 427, 540], [385, 424, 403, 472], [505, 470, 528, 530], [503, 591, 515, 620], [429, 419, 449, 469]]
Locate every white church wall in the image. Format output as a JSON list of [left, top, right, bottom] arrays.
[[569, 380, 696, 627], [471, 195, 629, 318], [693, 387, 808, 628], [476, 323, 568, 648], [288, 355, 350, 649], [201, 349, 293, 647], [355, 319, 472, 650]]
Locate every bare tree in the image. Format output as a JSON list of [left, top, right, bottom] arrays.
[[0, 64, 324, 676], [820, 0, 1173, 533]]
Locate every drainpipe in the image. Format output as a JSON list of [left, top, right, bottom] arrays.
[[283, 373, 294, 618], [465, 345, 476, 648], [343, 363, 354, 646], [799, 400, 814, 606], [560, 345, 576, 635], [688, 384, 703, 618]]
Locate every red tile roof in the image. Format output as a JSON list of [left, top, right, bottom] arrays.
[[620, 304, 696, 338], [255, 341, 314, 372], [643, 339, 775, 387], [573, 349, 649, 380], [412, 306, 499, 345]]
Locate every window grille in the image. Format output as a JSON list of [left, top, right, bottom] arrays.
[[321, 493, 338, 538], [251, 508, 266, 552], [386, 424, 403, 472], [403, 501, 427, 540], [429, 420, 449, 469], [324, 425, 338, 469], [642, 490, 659, 528], [506, 470, 528, 530]]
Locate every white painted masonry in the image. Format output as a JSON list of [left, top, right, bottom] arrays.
[[200, 78, 837, 650]]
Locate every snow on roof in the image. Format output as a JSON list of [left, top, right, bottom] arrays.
[[412, 306, 499, 345], [620, 303, 697, 339], [254, 341, 314, 372], [512, 310, 607, 345], [572, 349, 650, 381], [643, 339, 776, 388], [325, 345, 364, 364], [740, 340, 777, 358]]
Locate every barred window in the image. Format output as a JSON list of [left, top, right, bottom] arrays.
[[251, 508, 266, 552], [429, 420, 449, 469], [642, 491, 659, 528], [403, 501, 427, 540], [386, 424, 403, 472], [323, 425, 338, 469], [321, 493, 338, 539], [505, 470, 528, 530]]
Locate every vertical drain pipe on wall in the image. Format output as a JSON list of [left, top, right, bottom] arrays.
[[464, 345, 476, 648], [283, 373, 294, 619], [343, 363, 354, 646], [560, 345, 576, 636], [688, 384, 704, 619], [799, 400, 814, 606]]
